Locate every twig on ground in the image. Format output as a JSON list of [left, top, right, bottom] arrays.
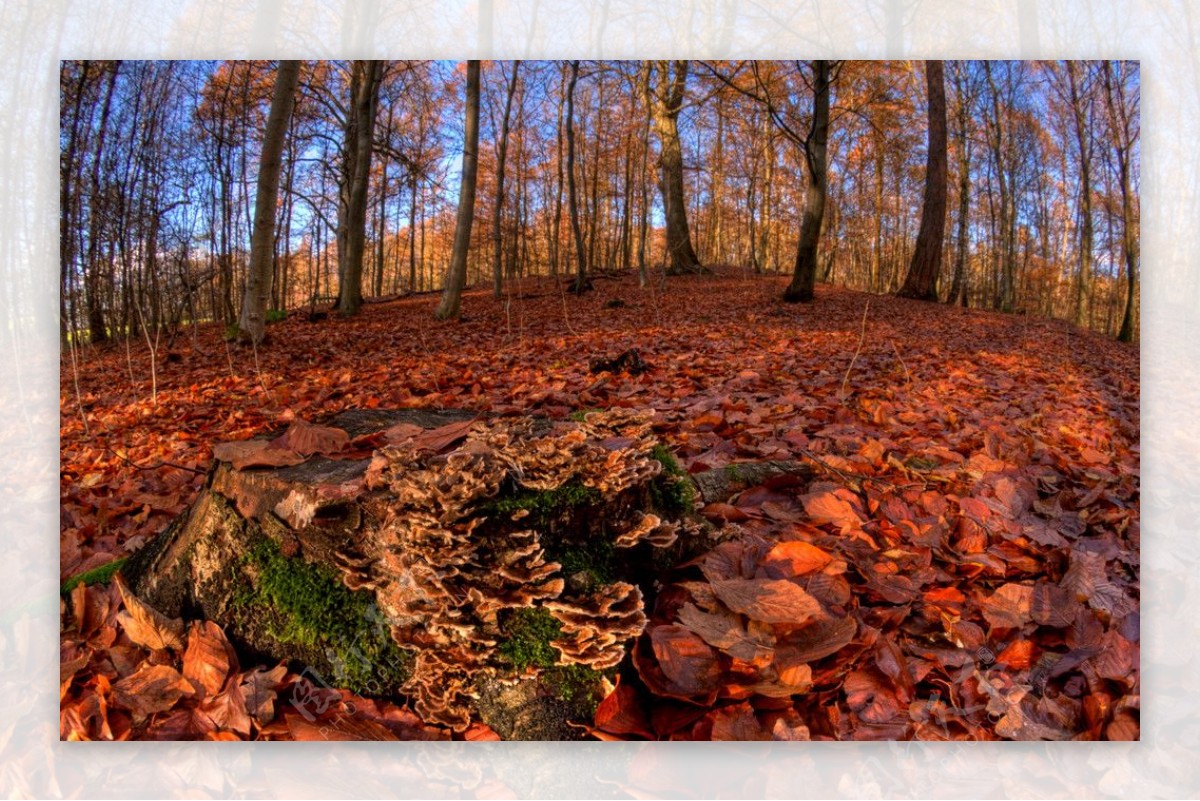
[[890, 340, 912, 384], [840, 299, 870, 397]]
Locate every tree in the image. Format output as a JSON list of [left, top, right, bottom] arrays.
[[784, 60, 834, 303], [1065, 61, 1096, 327], [435, 60, 481, 321], [238, 60, 300, 345], [944, 61, 978, 308], [898, 61, 948, 301], [336, 60, 383, 316], [565, 60, 589, 293], [648, 60, 703, 275], [1101, 61, 1139, 343], [490, 61, 520, 298]]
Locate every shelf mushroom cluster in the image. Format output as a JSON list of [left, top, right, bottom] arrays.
[[336, 411, 682, 730]]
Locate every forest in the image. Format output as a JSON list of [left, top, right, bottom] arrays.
[[60, 60, 1140, 743]]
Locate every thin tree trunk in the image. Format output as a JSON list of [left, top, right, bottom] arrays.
[[238, 60, 300, 345], [784, 60, 831, 304], [435, 60, 482, 320], [565, 60, 588, 293], [491, 61, 520, 298], [898, 61, 948, 301], [338, 60, 382, 316]]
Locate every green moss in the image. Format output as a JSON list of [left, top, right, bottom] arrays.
[[568, 408, 603, 423], [543, 664, 606, 709], [498, 607, 562, 671], [555, 539, 616, 591], [237, 536, 410, 694], [61, 557, 128, 595], [724, 463, 749, 482], [266, 309, 287, 324], [649, 445, 696, 516], [481, 481, 602, 525]]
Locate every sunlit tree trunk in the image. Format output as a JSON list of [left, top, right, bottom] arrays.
[[565, 60, 589, 293], [649, 60, 703, 275], [1066, 61, 1095, 328], [337, 59, 382, 316], [435, 60, 481, 320], [238, 60, 300, 345], [784, 60, 831, 303], [491, 61, 520, 298], [899, 61, 948, 302], [946, 63, 973, 308]]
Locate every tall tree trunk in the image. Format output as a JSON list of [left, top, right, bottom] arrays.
[[1066, 61, 1095, 329], [338, 59, 382, 316], [946, 63, 972, 308], [983, 61, 1015, 312], [85, 61, 121, 344], [899, 61, 948, 301], [435, 60, 482, 320], [238, 60, 300, 345], [649, 60, 703, 275], [565, 60, 589, 293], [491, 61, 520, 298], [1103, 62, 1139, 343], [783, 60, 831, 304]]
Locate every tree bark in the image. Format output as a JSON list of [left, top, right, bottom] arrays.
[[898, 61, 948, 302], [1066, 61, 1095, 328], [784, 60, 832, 303], [491, 61, 520, 299], [337, 60, 383, 317], [435, 60, 482, 320], [565, 60, 589, 293], [649, 61, 703, 275], [238, 60, 300, 345]]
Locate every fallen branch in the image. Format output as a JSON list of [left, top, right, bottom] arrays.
[[840, 299, 870, 398]]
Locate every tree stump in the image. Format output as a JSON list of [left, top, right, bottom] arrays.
[[123, 408, 728, 740]]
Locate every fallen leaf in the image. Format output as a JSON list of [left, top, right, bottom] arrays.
[[111, 664, 193, 717], [711, 578, 822, 626], [113, 574, 185, 651]]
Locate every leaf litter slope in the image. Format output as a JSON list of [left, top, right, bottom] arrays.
[[60, 270, 1139, 740]]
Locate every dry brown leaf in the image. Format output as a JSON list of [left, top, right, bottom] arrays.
[[710, 578, 822, 626], [113, 574, 185, 651], [183, 620, 234, 697], [111, 663, 193, 717]]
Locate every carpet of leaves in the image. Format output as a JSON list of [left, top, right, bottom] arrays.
[[60, 269, 1139, 741]]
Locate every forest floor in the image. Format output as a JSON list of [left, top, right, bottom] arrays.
[[60, 268, 1140, 741]]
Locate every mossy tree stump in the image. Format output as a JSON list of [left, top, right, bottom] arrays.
[[123, 408, 726, 739]]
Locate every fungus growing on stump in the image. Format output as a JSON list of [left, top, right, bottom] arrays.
[[339, 410, 691, 733], [124, 408, 728, 738]]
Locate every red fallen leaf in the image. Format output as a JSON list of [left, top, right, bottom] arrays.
[[844, 668, 901, 725], [269, 418, 350, 456], [594, 676, 654, 739], [711, 578, 821, 626], [111, 663, 193, 717], [410, 419, 476, 454], [923, 586, 967, 614], [758, 541, 833, 578], [381, 421, 424, 445], [183, 620, 234, 697], [676, 602, 775, 665], [1106, 710, 1139, 740], [700, 502, 749, 523], [649, 624, 722, 697], [113, 574, 185, 652], [980, 582, 1035, 630], [60, 648, 90, 700], [462, 721, 502, 741], [801, 490, 863, 531], [995, 639, 1036, 670], [198, 682, 252, 737], [772, 614, 857, 664], [708, 702, 771, 741], [212, 440, 307, 470], [239, 663, 288, 726], [204, 731, 243, 741], [283, 709, 401, 741]]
